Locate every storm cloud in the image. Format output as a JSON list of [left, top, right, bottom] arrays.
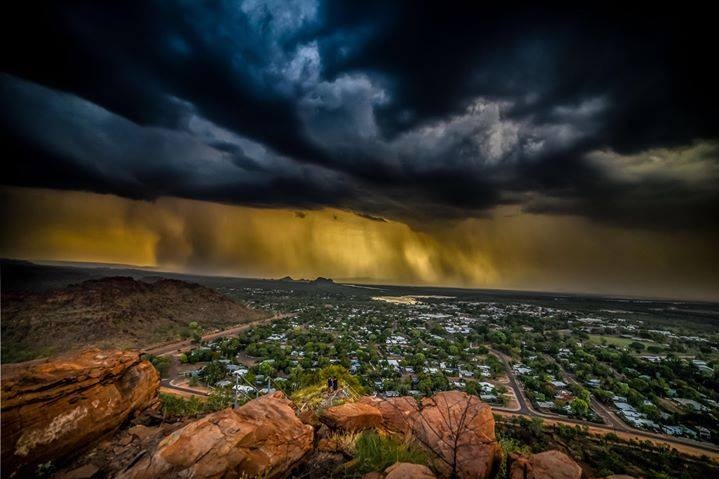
[[2, 1, 718, 230]]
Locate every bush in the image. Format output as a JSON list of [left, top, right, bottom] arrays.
[[160, 389, 235, 418], [291, 365, 366, 411], [496, 438, 531, 478], [351, 431, 427, 474], [141, 353, 170, 378]]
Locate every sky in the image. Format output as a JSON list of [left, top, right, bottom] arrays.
[[1, 1, 718, 300]]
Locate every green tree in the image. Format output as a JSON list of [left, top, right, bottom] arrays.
[[570, 398, 589, 416]]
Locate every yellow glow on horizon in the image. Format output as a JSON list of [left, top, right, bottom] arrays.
[[1, 186, 717, 300]]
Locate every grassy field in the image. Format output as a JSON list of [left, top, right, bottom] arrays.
[[587, 334, 659, 349]]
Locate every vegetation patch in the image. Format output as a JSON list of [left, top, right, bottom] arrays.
[[350, 431, 428, 474], [159, 390, 235, 418]]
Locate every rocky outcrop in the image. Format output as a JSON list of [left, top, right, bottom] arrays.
[[509, 450, 582, 479], [321, 401, 383, 432], [385, 462, 437, 479], [124, 391, 313, 479], [414, 391, 499, 479], [1, 349, 159, 478], [360, 396, 419, 435], [359, 392, 498, 479]]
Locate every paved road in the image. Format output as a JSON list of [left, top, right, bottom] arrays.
[[147, 313, 294, 397], [160, 379, 209, 397], [142, 313, 293, 356], [489, 348, 535, 415], [488, 348, 719, 458], [493, 409, 719, 460], [560, 366, 627, 430]]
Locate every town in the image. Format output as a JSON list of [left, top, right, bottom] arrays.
[[149, 282, 719, 448]]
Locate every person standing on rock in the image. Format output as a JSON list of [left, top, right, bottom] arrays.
[[327, 377, 334, 392]]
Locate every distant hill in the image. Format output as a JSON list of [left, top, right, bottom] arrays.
[[1, 276, 263, 363], [274, 275, 335, 285]]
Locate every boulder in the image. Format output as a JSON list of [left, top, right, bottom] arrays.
[[385, 462, 436, 479], [1, 349, 159, 478], [362, 472, 385, 479], [601, 476, 636, 479], [321, 401, 383, 432], [509, 450, 582, 479], [414, 391, 499, 479], [124, 392, 313, 479], [360, 396, 419, 434]]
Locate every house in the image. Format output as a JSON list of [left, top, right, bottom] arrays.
[[692, 359, 714, 375], [233, 384, 255, 394], [387, 359, 402, 372], [674, 398, 707, 411], [697, 426, 711, 441], [555, 390, 573, 401], [662, 425, 683, 436], [478, 382, 495, 393]]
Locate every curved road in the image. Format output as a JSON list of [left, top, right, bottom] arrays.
[[142, 313, 293, 356], [488, 348, 719, 459], [145, 313, 293, 397]]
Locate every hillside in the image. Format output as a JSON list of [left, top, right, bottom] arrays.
[[1, 276, 264, 362]]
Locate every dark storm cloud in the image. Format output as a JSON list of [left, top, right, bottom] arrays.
[[1, 1, 718, 229]]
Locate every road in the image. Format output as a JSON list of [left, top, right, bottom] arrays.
[[142, 313, 293, 356], [145, 313, 293, 397], [560, 366, 627, 430], [160, 381, 209, 397], [488, 348, 719, 459], [493, 410, 719, 460]]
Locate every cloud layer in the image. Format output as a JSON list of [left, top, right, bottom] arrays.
[[1, 1, 718, 231]]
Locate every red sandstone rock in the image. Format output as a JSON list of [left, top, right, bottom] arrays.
[[124, 392, 313, 479], [414, 391, 499, 479], [385, 462, 437, 479], [321, 401, 383, 432], [1, 349, 159, 478], [509, 450, 582, 479], [360, 395, 419, 434]]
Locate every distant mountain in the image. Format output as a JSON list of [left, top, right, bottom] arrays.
[[1, 276, 263, 363], [274, 275, 335, 285]]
